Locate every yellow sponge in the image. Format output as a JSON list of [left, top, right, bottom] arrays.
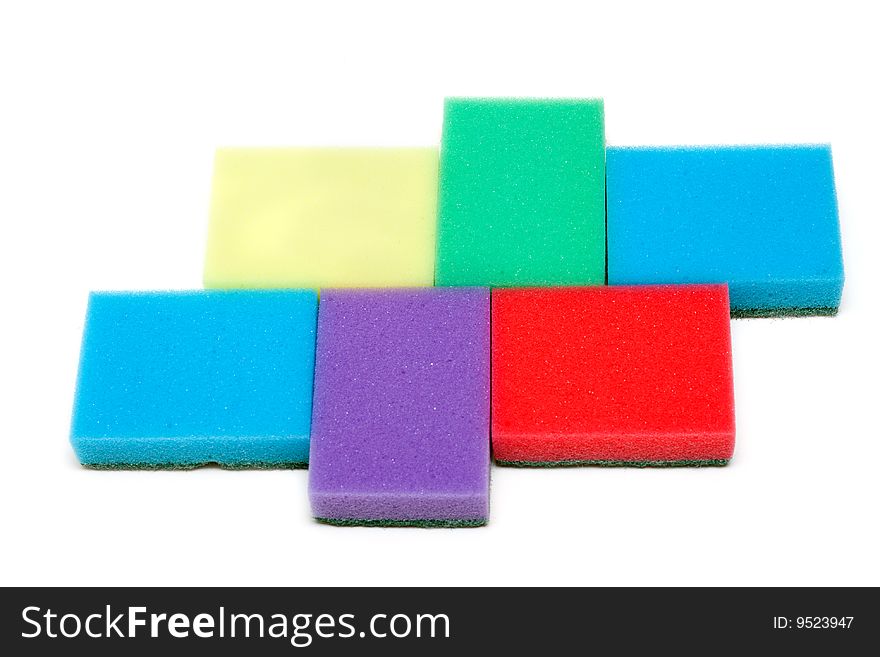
[[204, 148, 438, 289]]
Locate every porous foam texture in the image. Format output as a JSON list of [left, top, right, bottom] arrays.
[[316, 518, 486, 529], [309, 288, 490, 527], [204, 148, 438, 290], [606, 145, 844, 316], [70, 291, 317, 468], [436, 98, 605, 286], [492, 285, 735, 466]]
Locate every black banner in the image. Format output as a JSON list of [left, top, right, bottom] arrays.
[[1, 587, 876, 654]]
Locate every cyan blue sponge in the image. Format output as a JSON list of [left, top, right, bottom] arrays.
[[70, 291, 317, 468], [607, 145, 844, 316]]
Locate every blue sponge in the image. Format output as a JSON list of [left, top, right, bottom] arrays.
[[607, 145, 844, 316], [70, 291, 317, 468]]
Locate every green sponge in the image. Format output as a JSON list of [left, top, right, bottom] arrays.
[[436, 98, 606, 286]]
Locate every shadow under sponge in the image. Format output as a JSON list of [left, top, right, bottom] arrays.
[[308, 288, 491, 527], [606, 145, 844, 316], [491, 285, 735, 466], [70, 291, 317, 468]]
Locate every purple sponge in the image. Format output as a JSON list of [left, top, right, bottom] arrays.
[[308, 288, 491, 527]]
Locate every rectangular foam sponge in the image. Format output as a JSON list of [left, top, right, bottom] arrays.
[[204, 148, 438, 290], [70, 291, 317, 468], [309, 288, 490, 527], [607, 145, 844, 316], [492, 285, 735, 466], [436, 98, 605, 286]]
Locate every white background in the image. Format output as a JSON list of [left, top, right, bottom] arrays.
[[1, 1, 878, 586]]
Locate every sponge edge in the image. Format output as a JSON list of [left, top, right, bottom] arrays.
[[312, 494, 488, 528], [316, 518, 486, 529], [70, 290, 317, 469], [491, 285, 735, 466], [496, 459, 729, 468], [74, 438, 310, 470]]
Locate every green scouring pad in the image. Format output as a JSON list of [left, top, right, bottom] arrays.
[[315, 518, 487, 528]]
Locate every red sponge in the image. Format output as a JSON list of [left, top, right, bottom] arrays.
[[491, 285, 735, 466]]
